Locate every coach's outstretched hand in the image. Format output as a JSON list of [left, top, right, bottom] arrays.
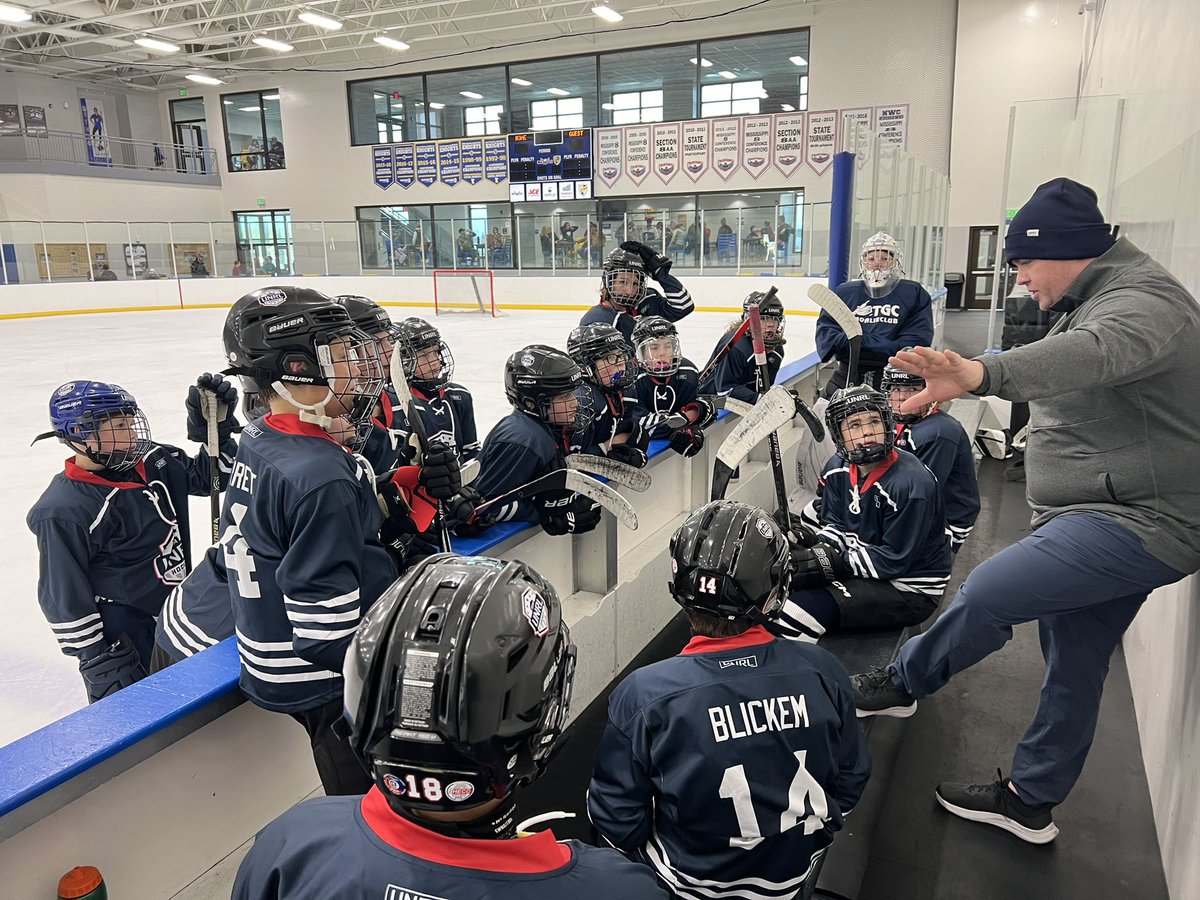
[[888, 347, 986, 412]]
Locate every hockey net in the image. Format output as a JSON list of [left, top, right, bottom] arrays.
[[432, 269, 501, 317]]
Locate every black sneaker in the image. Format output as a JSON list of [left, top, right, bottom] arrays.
[[851, 665, 917, 718], [935, 771, 1059, 844]]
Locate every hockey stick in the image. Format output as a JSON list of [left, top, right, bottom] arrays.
[[474, 468, 638, 530], [715, 389, 826, 438], [697, 318, 752, 386], [389, 347, 452, 552], [747, 301, 791, 519], [807, 283, 864, 386], [710, 385, 796, 501], [565, 453, 652, 492], [203, 390, 221, 544]]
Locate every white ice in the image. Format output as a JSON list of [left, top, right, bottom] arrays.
[[0, 302, 818, 748]]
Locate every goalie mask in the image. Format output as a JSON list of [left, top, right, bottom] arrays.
[[632, 316, 681, 376], [36, 381, 152, 472], [882, 353, 931, 424], [567, 323, 636, 393], [504, 345, 596, 433], [601, 248, 647, 311], [826, 384, 896, 465], [860, 231, 904, 299]]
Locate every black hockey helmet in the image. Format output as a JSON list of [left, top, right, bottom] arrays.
[[567, 323, 636, 392], [395, 316, 453, 390], [668, 500, 791, 622], [881, 350, 929, 424], [335, 294, 400, 339], [631, 315, 681, 376], [503, 344, 595, 432], [826, 384, 896, 464], [344, 554, 576, 814], [742, 290, 786, 346], [601, 247, 647, 311]]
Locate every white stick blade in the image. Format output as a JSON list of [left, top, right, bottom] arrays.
[[715, 385, 796, 470], [566, 454, 652, 492], [807, 283, 863, 340], [564, 469, 639, 530]]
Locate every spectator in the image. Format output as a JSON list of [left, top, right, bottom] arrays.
[[717, 218, 735, 265], [153, 143, 165, 168], [97, 265, 118, 282], [777, 216, 793, 264], [267, 137, 285, 169], [143, 268, 161, 280], [261, 255, 277, 276], [540, 225, 553, 266], [231, 259, 243, 277], [190, 254, 209, 278]]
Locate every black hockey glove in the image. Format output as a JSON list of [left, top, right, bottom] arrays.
[[681, 395, 719, 429], [418, 443, 461, 500], [620, 240, 671, 278], [606, 441, 648, 469], [443, 486, 494, 537], [539, 491, 603, 536], [186, 373, 240, 443], [668, 426, 705, 458], [79, 634, 146, 703], [791, 542, 851, 588], [781, 511, 820, 551]]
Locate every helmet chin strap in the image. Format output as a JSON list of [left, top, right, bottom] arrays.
[[272, 380, 337, 430]]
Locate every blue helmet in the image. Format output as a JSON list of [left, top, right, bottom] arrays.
[[41, 380, 152, 470]]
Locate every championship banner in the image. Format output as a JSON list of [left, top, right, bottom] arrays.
[[438, 140, 461, 187], [484, 136, 508, 183], [415, 141, 438, 187], [841, 108, 873, 169], [372, 146, 394, 189], [460, 138, 483, 184], [711, 118, 741, 181], [741, 116, 772, 179], [596, 127, 623, 187], [0, 104, 19, 136], [805, 111, 838, 175], [394, 143, 415, 188], [772, 112, 805, 178], [22, 105, 47, 137], [874, 104, 909, 150], [682, 119, 710, 182], [623, 125, 651, 186], [652, 122, 681, 184]]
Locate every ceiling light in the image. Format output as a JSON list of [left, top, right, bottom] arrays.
[[252, 36, 294, 52], [780, 103, 795, 111], [547, 87, 569, 96], [0, 3, 33, 23], [591, 5, 623, 23], [789, 55, 807, 66], [601, 102, 615, 110], [373, 35, 409, 51], [460, 91, 483, 100], [297, 10, 342, 30], [186, 73, 225, 85], [239, 106, 261, 112], [511, 77, 532, 86], [429, 102, 445, 110], [719, 70, 736, 79], [262, 93, 280, 100], [689, 57, 712, 67], [223, 101, 232, 105], [135, 37, 180, 53]]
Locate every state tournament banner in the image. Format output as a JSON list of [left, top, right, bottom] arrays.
[[80, 97, 112, 165], [596, 127, 623, 187], [874, 104, 909, 150], [372, 146, 395, 189], [0, 104, 19, 136], [772, 112, 805, 178], [711, 118, 741, 181], [624, 125, 651, 186], [22, 105, 47, 137], [741, 116, 773, 179], [438, 140, 461, 187], [841, 108, 873, 169], [460, 138, 483, 184], [394, 143, 416, 188], [415, 141, 438, 187], [805, 111, 838, 175], [652, 122, 681, 184], [682, 119, 710, 182], [484, 136, 507, 184]]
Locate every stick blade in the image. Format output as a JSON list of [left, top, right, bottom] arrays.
[[564, 469, 639, 530], [807, 283, 863, 340], [566, 454, 651, 492], [710, 459, 736, 501], [715, 385, 796, 470]]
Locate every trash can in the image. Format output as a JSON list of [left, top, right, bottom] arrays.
[[944, 272, 965, 310]]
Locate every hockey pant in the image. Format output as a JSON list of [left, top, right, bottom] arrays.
[[290, 697, 375, 796], [774, 578, 939, 640]]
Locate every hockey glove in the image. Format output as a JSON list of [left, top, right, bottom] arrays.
[[620, 240, 671, 278], [791, 542, 851, 588], [781, 512, 820, 551], [668, 426, 705, 458], [79, 634, 146, 703], [186, 373, 240, 443], [539, 491, 603, 536], [681, 395, 719, 429], [417, 443, 462, 500], [443, 486, 494, 537], [606, 441, 648, 469]]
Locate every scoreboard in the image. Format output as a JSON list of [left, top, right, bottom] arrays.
[[507, 128, 593, 202]]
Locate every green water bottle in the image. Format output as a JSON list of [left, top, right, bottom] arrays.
[[57, 866, 108, 900]]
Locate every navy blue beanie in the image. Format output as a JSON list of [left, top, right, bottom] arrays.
[[1005, 178, 1116, 262]]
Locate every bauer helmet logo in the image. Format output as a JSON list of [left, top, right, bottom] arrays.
[[522, 587, 550, 637], [258, 289, 288, 307]]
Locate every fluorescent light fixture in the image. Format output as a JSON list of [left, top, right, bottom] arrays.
[[547, 87, 569, 96], [262, 93, 280, 100], [591, 5, 623, 23], [719, 70, 736, 79], [373, 35, 410, 51], [789, 55, 807, 66], [429, 102, 445, 110], [252, 36, 294, 52], [135, 37, 180, 53], [780, 103, 795, 111], [460, 91, 483, 99], [689, 57, 712, 67], [239, 106, 262, 112], [297, 10, 342, 30], [601, 102, 615, 110], [186, 73, 225, 85], [0, 3, 33, 23], [223, 101, 233, 106], [511, 77, 532, 86]]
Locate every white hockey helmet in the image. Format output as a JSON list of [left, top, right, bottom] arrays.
[[859, 231, 904, 298]]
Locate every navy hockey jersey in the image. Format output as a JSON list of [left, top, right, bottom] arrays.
[[27, 441, 233, 660], [628, 360, 699, 440], [474, 411, 571, 524], [814, 449, 952, 597], [815, 280, 933, 377], [588, 626, 870, 900], [221, 414, 397, 713], [896, 410, 980, 551], [411, 382, 481, 460], [699, 330, 783, 404], [580, 271, 694, 343], [360, 386, 413, 475], [572, 383, 629, 455], [155, 546, 232, 663], [233, 787, 669, 900]]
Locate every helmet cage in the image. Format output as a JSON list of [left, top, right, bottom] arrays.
[[636, 332, 682, 376], [881, 364, 929, 424], [602, 251, 647, 311], [826, 386, 896, 464]]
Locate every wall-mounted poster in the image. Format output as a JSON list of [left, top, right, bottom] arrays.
[[373, 146, 394, 189], [874, 104, 909, 150], [772, 112, 805, 178], [414, 141, 437, 187], [484, 136, 508, 183], [741, 116, 773, 179], [805, 110, 838, 175], [0, 104, 20, 136], [682, 119, 710, 182], [22, 105, 47, 136], [394, 143, 415, 188], [438, 140, 461, 187], [596, 127, 622, 187], [123, 242, 148, 277], [624, 125, 651, 186], [711, 118, 740, 181], [460, 138, 483, 184], [652, 122, 681, 184], [80, 97, 112, 165]]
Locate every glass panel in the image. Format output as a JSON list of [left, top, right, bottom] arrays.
[[347, 75, 426, 145], [600, 43, 698, 125], [262, 95, 285, 169], [128, 221, 173, 279], [699, 30, 809, 115], [974, 229, 996, 268], [509, 55, 598, 133], [426, 67, 507, 139], [169, 97, 206, 123]]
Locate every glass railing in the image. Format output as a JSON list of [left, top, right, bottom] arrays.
[[0, 129, 219, 178]]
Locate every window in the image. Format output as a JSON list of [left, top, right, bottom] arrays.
[[698, 32, 810, 115], [234, 210, 292, 275], [600, 42, 699, 124], [701, 80, 765, 118], [348, 75, 426, 145], [608, 90, 663, 125], [426, 66, 507, 139], [509, 55, 598, 133], [221, 90, 285, 171], [465, 104, 504, 136], [530, 97, 583, 130]]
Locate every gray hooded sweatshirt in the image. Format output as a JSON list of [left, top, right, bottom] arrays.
[[977, 238, 1200, 574]]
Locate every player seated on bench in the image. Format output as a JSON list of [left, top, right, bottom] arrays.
[[567, 323, 644, 465], [395, 316, 481, 462], [774, 385, 952, 642], [699, 290, 785, 404], [588, 500, 870, 898], [884, 357, 980, 553], [581, 242, 694, 343]]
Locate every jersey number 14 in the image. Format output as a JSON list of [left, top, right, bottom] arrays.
[[718, 750, 830, 849]]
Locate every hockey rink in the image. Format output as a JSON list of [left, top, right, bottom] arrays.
[[0, 298, 820, 746]]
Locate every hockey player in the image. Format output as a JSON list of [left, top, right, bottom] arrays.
[[588, 500, 870, 899], [394, 316, 480, 461], [627, 316, 718, 458], [775, 385, 952, 642], [566, 322, 642, 464], [699, 290, 786, 404], [883, 358, 980, 552], [472, 346, 602, 535], [233, 554, 668, 900], [816, 232, 933, 396], [580, 241, 694, 343], [28, 378, 238, 701]]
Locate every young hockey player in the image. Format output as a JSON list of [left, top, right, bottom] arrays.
[[28, 377, 238, 701], [699, 290, 786, 404], [566, 322, 642, 464], [588, 500, 870, 899], [233, 554, 668, 900], [472, 345, 602, 535], [817, 232, 933, 395], [394, 316, 480, 461], [580, 241, 694, 343], [775, 385, 952, 642], [883, 358, 980, 552]]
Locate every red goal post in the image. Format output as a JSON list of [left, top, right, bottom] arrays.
[[432, 269, 500, 317]]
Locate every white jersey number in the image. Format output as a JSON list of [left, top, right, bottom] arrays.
[[717, 750, 830, 849], [220, 502, 261, 599]]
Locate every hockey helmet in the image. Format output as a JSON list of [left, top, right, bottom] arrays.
[[859, 232, 904, 298], [503, 345, 595, 432], [631, 316, 681, 376], [601, 247, 647, 311], [742, 290, 786, 346], [566, 323, 636, 392], [37, 380, 152, 471], [881, 351, 930, 424], [826, 384, 895, 464], [395, 317, 453, 390]]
